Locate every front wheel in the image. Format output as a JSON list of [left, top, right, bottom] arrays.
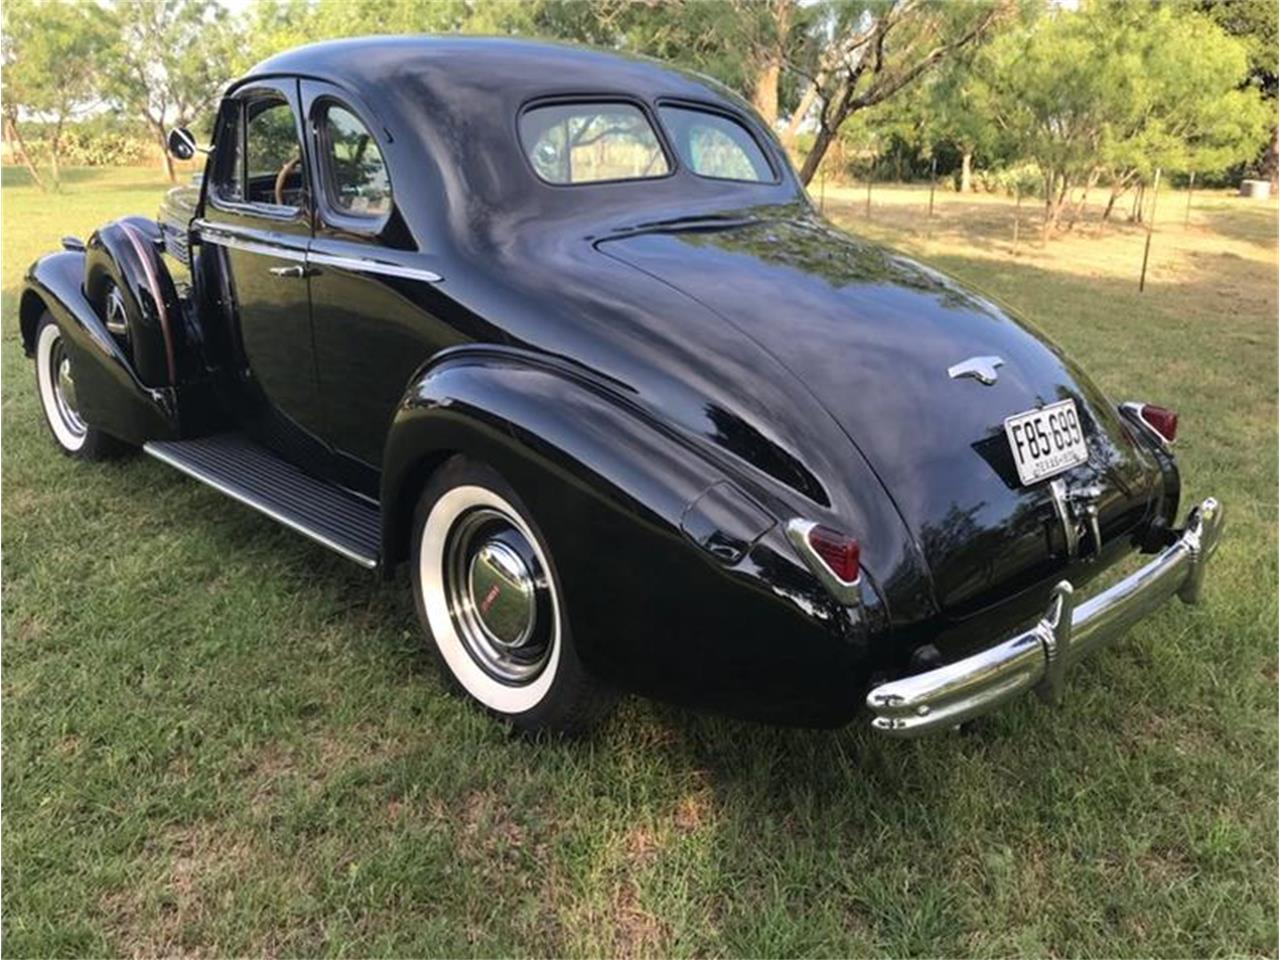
[[410, 456, 613, 734], [33, 314, 127, 460]]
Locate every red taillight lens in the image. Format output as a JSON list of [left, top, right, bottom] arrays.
[[1141, 404, 1178, 443], [807, 525, 861, 582]]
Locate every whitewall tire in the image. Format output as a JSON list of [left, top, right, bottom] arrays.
[[33, 314, 125, 460], [410, 457, 613, 734]]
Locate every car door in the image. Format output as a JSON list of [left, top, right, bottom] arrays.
[[300, 80, 464, 495], [200, 79, 325, 460]]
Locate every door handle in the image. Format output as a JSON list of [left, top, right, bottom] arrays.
[[268, 264, 309, 278]]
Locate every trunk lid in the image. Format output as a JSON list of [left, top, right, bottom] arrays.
[[598, 217, 1160, 616]]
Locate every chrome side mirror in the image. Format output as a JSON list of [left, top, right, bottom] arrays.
[[167, 127, 199, 161]]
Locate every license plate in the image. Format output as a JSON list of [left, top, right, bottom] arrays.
[[1004, 399, 1089, 485]]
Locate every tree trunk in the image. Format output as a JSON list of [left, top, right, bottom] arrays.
[[781, 78, 821, 149], [1102, 188, 1120, 222], [960, 150, 972, 193], [798, 124, 836, 186], [1266, 125, 1278, 194], [753, 58, 780, 128], [3, 113, 46, 191], [1068, 169, 1099, 229], [154, 123, 176, 183], [49, 118, 63, 190], [1042, 170, 1055, 231]]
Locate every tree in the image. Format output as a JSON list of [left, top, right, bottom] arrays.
[[788, 0, 1009, 185], [1198, 0, 1279, 189], [1, 0, 110, 190], [975, 2, 1271, 230], [108, 0, 242, 182]]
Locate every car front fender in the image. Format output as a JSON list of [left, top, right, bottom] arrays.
[[21, 251, 178, 445]]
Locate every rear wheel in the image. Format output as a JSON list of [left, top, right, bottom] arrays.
[[33, 314, 126, 460], [410, 456, 613, 734]]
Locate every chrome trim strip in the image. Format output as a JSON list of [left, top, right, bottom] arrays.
[[194, 219, 442, 282], [308, 251, 443, 283], [142, 442, 379, 570], [785, 518, 862, 607], [866, 497, 1224, 737], [196, 223, 309, 262]]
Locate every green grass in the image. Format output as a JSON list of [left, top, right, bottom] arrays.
[[3, 167, 1276, 957]]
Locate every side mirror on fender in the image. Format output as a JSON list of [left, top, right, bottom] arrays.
[[166, 127, 200, 161]]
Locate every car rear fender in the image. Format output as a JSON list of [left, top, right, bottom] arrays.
[[381, 346, 879, 723]]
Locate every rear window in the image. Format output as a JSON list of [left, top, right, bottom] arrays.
[[658, 105, 774, 183], [519, 102, 670, 184]]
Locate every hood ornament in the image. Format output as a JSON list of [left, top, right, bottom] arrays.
[[948, 355, 1004, 385]]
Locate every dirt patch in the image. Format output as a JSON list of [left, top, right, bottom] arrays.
[[609, 881, 670, 958], [99, 824, 260, 959]]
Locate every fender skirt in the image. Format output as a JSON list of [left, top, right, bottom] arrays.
[[21, 250, 179, 445]]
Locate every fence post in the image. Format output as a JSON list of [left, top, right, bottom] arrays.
[[928, 156, 937, 218], [1139, 167, 1162, 292], [1012, 186, 1021, 255], [1184, 170, 1195, 228], [865, 164, 873, 219]]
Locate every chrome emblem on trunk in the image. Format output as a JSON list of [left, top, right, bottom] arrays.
[[948, 355, 1004, 385]]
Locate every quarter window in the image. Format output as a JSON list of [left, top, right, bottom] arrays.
[[319, 104, 391, 218], [519, 102, 670, 184], [658, 105, 774, 183]]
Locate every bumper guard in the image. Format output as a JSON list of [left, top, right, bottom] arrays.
[[867, 497, 1224, 737]]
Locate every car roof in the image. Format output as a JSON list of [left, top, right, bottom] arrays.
[[240, 35, 746, 110]]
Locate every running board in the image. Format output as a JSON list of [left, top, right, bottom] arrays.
[[144, 433, 380, 568]]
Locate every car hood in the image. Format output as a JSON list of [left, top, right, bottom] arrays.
[[598, 215, 1161, 617]]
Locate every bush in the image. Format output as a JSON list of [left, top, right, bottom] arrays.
[[54, 128, 154, 166], [9, 117, 157, 168], [972, 163, 1044, 199]]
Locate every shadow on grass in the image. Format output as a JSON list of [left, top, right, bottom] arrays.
[[1192, 203, 1279, 249]]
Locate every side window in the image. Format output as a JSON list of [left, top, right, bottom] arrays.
[[658, 105, 775, 183], [244, 96, 306, 208], [318, 103, 391, 218], [519, 102, 670, 184]]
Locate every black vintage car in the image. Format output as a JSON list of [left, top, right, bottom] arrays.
[[21, 36, 1223, 735]]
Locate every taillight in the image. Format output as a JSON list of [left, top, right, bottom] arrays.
[[786, 519, 863, 605], [807, 525, 860, 582], [1139, 404, 1178, 444]]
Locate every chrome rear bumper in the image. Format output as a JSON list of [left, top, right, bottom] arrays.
[[867, 497, 1224, 737]]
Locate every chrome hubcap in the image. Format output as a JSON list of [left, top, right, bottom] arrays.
[[50, 339, 86, 437], [468, 539, 536, 649], [444, 508, 552, 684]]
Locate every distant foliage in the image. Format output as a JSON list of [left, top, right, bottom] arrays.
[[1, 0, 1275, 210]]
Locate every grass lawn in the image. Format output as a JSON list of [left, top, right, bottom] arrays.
[[3, 166, 1276, 957]]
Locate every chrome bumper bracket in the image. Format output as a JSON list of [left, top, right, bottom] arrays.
[[867, 497, 1224, 737]]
